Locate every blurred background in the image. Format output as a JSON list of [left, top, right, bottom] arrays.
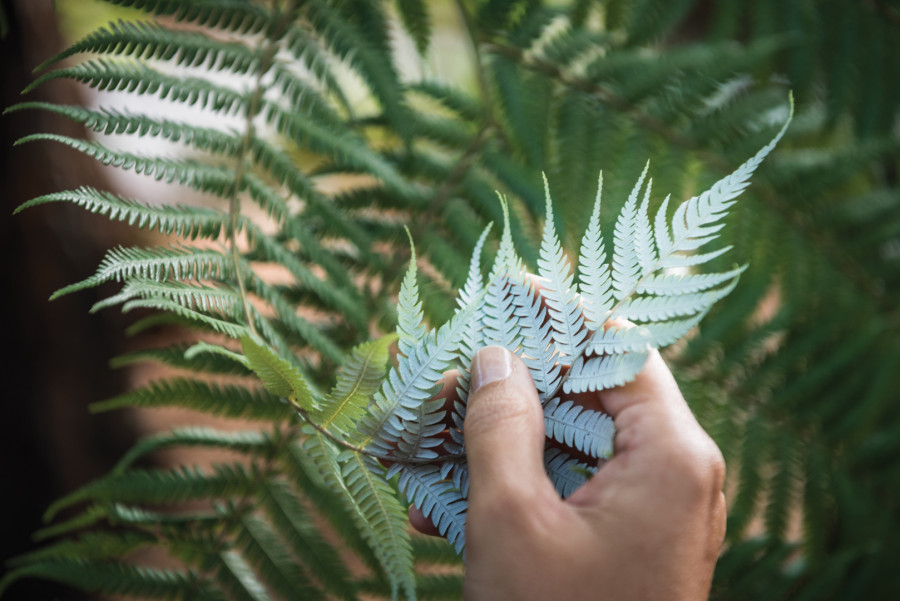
[[2, 0, 899, 599]]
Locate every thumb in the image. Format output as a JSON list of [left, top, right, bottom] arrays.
[[464, 346, 550, 499]]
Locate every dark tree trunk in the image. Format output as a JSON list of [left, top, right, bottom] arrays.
[[1, 1, 138, 598]]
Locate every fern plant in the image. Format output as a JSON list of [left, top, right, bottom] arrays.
[[5, 0, 900, 600]]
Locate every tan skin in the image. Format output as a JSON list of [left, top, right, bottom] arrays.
[[411, 345, 726, 601]]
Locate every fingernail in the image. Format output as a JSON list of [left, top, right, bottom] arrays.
[[470, 346, 513, 393]]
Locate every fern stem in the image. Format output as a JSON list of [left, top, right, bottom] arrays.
[[293, 405, 466, 466], [408, 122, 494, 250], [485, 41, 701, 151], [227, 0, 298, 337], [453, 0, 492, 116]]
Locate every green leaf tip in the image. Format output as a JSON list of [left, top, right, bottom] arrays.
[[241, 335, 318, 412]]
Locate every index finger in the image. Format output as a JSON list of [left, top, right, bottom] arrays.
[[599, 350, 706, 455]]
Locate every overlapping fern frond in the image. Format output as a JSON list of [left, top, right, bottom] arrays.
[[6, 0, 900, 600]]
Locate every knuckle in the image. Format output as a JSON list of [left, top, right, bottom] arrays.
[[708, 444, 726, 491], [677, 436, 726, 503], [657, 428, 726, 505]]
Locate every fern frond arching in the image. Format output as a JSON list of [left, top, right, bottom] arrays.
[[340, 452, 416, 601], [7, 102, 245, 156], [51, 244, 232, 300], [281, 440, 384, 578], [45, 463, 258, 521], [19, 133, 289, 213], [15, 186, 229, 239], [6, 531, 156, 568], [99, 0, 272, 33], [0, 559, 211, 600], [112, 427, 271, 475], [44, 18, 261, 72], [120, 297, 253, 339], [111, 344, 252, 377], [91, 377, 294, 421], [258, 481, 359, 601], [313, 335, 396, 435], [92, 277, 240, 313], [26, 58, 249, 113], [242, 335, 318, 412], [235, 512, 323, 600]]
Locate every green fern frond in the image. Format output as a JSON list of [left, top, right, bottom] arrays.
[[7, 531, 156, 568], [113, 427, 271, 475], [301, 433, 415, 601], [235, 513, 324, 600], [6, 102, 245, 155], [43, 19, 262, 73], [92, 377, 294, 421], [46, 462, 258, 521], [240, 270, 347, 364], [121, 297, 253, 339], [93, 278, 241, 315], [258, 481, 359, 601], [409, 82, 481, 122], [32, 505, 109, 542], [0, 559, 212, 600], [304, 0, 412, 142], [242, 336, 318, 412], [101, 0, 271, 33], [396, 0, 431, 54], [280, 442, 384, 576], [216, 549, 277, 601], [15, 186, 229, 239], [280, 28, 353, 113], [53, 245, 231, 300], [26, 58, 249, 113], [313, 335, 396, 435], [264, 102, 415, 197], [18, 133, 294, 218]]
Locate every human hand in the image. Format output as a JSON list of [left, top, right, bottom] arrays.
[[456, 344, 726, 601]]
